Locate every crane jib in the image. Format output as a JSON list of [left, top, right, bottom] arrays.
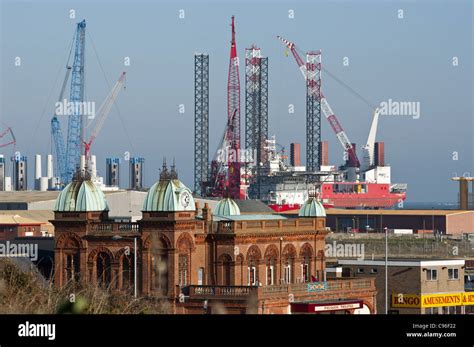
[[277, 35, 361, 167]]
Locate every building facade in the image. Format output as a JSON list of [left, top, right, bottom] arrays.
[[336, 259, 472, 314], [53, 167, 377, 314]]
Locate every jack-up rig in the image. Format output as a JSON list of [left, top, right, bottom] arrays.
[[195, 19, 407, 209]]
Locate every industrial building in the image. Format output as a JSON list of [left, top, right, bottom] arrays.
[[324, 209, 474, 236], [106, 157, 120, 187], [11, 155, 27, 191], [129, 157, 145, 190], [331, 259, 470, 314]]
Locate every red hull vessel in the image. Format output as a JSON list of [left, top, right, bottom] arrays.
[[268, 182, 406, 212]]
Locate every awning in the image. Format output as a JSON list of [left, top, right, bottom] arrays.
[[291, 300, 363, 313]]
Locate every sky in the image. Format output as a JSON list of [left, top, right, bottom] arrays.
[[0, 0, 472, 203]]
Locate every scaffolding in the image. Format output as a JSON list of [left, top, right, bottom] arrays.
[[306, 51, 322, 172], [194, 53, 210, 196], [245, 46, 268, 197]]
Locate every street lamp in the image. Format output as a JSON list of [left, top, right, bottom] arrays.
[[384, 226, 388, 314], [279, 237, 283, 284], [112, 234, 139, 298]]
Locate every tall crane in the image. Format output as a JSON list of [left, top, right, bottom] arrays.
[[207, 16, 243, 199], [51, 66, 72, 184], [65, 20, 86, 183], [83, 72, 126, 163], [277, 36, 360, 167]]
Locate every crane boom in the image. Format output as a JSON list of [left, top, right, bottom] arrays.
[[65, 19, 86, 183], [0, 126, 16, 148], [277, 35, 360, 167], [84, 72, 126, 160], [361, 108, 380, 171], [51, 66, 72, 184]]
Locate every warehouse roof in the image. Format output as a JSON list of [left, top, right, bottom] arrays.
[[0, 214, 45, 225], [0, 210, 54, 224], [234, 200, 274, 214], [212, 214, 287, 221], [0, 190, 123, 203]]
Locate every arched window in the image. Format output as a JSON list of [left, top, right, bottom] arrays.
[[60, 235, 81, 285], [218, 254, 232, 286], [177, 233, 194, 288], [282, 244, 297, 284], [300, 243, 313, 283], [121, 253, 134, 290], [178, 254, 189, 287], [149, 235, 170, 295], [264, 245, 279, 286], [96, 252, 112, 287], [65, 251, 80, 283], [246, 245, 261, 286]]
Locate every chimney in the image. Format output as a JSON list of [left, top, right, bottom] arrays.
[[202, 203, 212, 231], [290, 143, 301, 167], [35, 154, 42, 180], [318, 141, 329, 167], [90, 155, 97, 179], [47, 154, 53, 179], [460, 179, 469, 210], [195, 201, 200, 215], [374, 142, 385, 166]]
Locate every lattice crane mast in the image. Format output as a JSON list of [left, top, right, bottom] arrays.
[[207, 16, 242, 199], [65, 19, 86, 183], [51, 66, 72, 184]]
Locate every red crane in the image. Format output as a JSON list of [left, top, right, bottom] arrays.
[[0, 126, 16, 149], [207, 16, 243, 199], [277, 36, 360, 167], [83, 72, 126, 163]]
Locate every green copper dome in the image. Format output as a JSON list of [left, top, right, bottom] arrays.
[[54, 179, 109, 212], [298, 197, 326, 217], [215, 198, 241, 216], [143, 179, 195, 212]]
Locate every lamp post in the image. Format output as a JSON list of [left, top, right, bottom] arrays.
[[279, 237, 283, 284], [384, 226, 388, 314], [112, 234, 138, 298]]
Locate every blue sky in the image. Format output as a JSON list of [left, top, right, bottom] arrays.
[[0, 0, 472, 202]]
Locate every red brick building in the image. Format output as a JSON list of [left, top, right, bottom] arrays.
[[0, 215, 44, 240], [53, 167, 376, 314]]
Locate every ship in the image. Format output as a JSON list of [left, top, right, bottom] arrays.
[[248, 109, 407, 211]]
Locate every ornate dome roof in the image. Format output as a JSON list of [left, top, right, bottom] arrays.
[[214, 198, 241, 216], [54, 174, 109, 212], [142, 161, 195, 212], [298, 197, 326, 217]]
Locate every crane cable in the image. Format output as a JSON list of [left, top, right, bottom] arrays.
[[293, 45, 377, 110], [27, 30, 75, 157], [87, 31, 135, 153]]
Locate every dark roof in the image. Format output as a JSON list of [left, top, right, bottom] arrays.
[[234, 200, 274, 214]]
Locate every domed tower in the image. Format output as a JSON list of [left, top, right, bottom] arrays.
[[139, 160, 198, 298], [298, 197, 328, 281], [214, 197, 241, 216], [142, 160, 195, 218], [298, 196, 327, 230], [298, 197, 326, 218], [53, 171, 110, 288]]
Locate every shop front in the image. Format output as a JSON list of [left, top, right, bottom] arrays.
[[391, 292, 474, 314], [291, 299, 371, 314]]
